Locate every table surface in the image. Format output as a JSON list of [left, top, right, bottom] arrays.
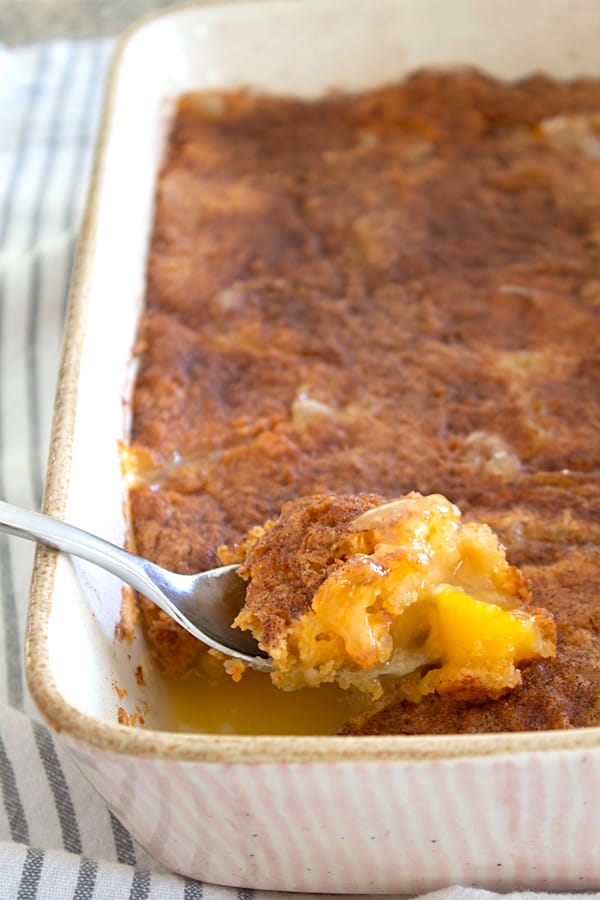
[[0, 0, 185, 44]]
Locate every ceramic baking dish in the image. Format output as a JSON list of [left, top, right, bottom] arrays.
[[26, 0, 600, 891]]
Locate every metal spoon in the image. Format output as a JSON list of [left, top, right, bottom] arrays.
[[0, 499, 270, 670]]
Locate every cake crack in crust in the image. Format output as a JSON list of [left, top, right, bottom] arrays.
[[128, 70, 600, 731]]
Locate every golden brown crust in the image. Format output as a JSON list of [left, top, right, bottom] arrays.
[[129, 70, 600, 731], [235, 492, 385, 646]]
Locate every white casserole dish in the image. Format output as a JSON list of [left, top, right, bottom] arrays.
[[26, 0, 600, 891]]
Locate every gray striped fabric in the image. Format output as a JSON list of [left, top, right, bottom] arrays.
[[0, 36, 586, 900], [0, 37, 227, 900]]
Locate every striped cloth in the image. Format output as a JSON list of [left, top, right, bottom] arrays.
[[0, 37, 597, 900], [0, 37, 221, 899]]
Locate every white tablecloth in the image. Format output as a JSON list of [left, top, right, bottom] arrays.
[[0, 36, 598, 900]]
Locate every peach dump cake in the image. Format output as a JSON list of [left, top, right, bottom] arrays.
[[225, 492, 555, 700], [127, 70, 600, 735]]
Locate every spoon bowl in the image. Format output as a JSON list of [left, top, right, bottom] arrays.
[[0, 499, 270, 670]]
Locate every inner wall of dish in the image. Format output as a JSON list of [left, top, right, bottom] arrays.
[[48, 0, 600, 727]]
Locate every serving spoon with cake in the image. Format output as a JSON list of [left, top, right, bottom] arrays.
[[0, 492, 555, 702]]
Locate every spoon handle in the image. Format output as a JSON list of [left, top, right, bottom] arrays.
[[0, 499, 265, 665], [0, 498, 162, 603]]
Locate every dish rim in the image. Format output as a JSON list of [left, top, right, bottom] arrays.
[[25, 0, 600, 765]]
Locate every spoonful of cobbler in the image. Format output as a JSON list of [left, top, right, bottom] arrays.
[[0, 492, 555, 699], [221, 492, 556, 701]]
